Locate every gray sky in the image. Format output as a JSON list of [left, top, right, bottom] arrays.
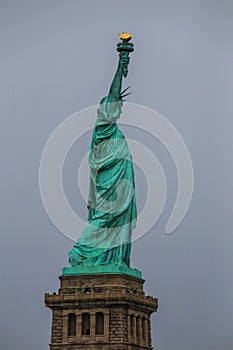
[[1, 1, 233, 349]]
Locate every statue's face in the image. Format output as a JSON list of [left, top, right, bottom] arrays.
[[118, 100, 123, 109], [117, 101, 123, 118]]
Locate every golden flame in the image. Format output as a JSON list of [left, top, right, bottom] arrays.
[[119, 32, 132, 42]]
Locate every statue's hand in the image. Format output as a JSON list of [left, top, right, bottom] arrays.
[[119, 52, 130, 78], [119, 51, 130, 66]]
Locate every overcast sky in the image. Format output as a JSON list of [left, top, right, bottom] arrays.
[[1, 1, 233, 350]]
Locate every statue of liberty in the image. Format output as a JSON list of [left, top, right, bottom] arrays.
[[68, 33, 137, 268]]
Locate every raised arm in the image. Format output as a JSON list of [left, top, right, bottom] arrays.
[[97, 33, 134, 122], [109, 52, 130, 100]]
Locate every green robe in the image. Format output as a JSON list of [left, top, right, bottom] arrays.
[[69, 97, 137, 267]]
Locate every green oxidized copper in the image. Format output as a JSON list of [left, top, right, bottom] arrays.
[[63, 34, 141, 278]]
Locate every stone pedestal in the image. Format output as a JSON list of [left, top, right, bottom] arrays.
[[45, 273, 158, 350]]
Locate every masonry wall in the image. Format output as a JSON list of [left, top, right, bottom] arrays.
[[45, 273, 158, 350]]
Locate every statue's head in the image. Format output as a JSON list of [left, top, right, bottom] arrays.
[[98, 96, 123, 121]]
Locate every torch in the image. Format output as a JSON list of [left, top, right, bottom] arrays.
[[117, 32, 134, 78]]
